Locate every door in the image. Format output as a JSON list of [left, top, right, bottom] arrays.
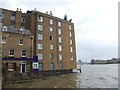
[[20, 61, 26, 73], [22, 64, 26, 73]]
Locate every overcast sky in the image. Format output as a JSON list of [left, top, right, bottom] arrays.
[[1, 0, 119, 62]]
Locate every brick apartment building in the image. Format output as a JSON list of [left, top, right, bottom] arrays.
[[1, 8, 76, 77]]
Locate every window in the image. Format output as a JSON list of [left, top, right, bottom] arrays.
[[50, 27, 53, 32], [59, 46, 62, 51], [38, 16, 43, 22], [22, 49, 27, 57], [58, 21, 61, 27], [0, 13, 4, 19], [69, 25, 72, 30], [21, 18, 25, 22], [19, 29, 24, 34], [9, 49, 14, 57], [32, 62, 39, 69], [58, 29, 61, 35], [59, 54, 62, 60], [38, 53, 43, 60], [38, 25, 43, 31], [58, 37, 62, 43], [50, 19, 53, 25], [70, 47, 73, 52], [38, 34, 43, 40], [10, 25, 15, 29], [70, 32, 72, 37], [8, 63, 14, 71], [50, 36, 53, 40], [50, 62, 54, 70], [38, 44, 43, 50], [2, 26, 7, 31], [39, 62, 43, 71], [70, 39, 72, 45], [71, 55, 74, 60], [11, 15, 15, 21], [6, 62, 16, 71], [1, 37, 6, 43], [50, 45, 54, 50], [50, 54, 54, 59], [19, 39, 23, 45], [60, 62, 63, 70]]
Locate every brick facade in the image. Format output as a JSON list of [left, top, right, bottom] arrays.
[[1, 8, 76, 74]]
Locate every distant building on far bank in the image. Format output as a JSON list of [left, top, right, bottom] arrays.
[[91, 58, 120, 64]]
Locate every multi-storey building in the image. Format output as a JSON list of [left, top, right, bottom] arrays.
[[26, 10, 76, 73], [1, 8, 76, 76]]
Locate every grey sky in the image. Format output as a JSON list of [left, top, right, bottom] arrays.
[[1, 0, 118, 62]]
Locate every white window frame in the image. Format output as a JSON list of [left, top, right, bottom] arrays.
[[38, 34, 43, 40], [50, 19, 53, 25], [50, 54, 54, 59], [38, 16, 43, 22], [38, 44, 43, 50], [71, 55, 74, 60], [58, 29, 62, 35], [32, 62, 39, 69], [58, 37, 62, 43], [8, 63, 14, 71], [9, 49, 15, 57], [11, 15, 15, 21], [50, 45, 54, 50], [21, 49, 27, 57], [70, 32, 72, 37], [1, 37, 6, 44], [50, 27, 53, 32], [59, 54, 62, 60], [2, 26, 7, 31], [70, 47, 73, 52], [58, 21, 61, 27], [38, 25, 43, 31], [70, 39, 72, 45], [59, 45, 62, 51], [38, 53, 43, 60], [69, 25, 72, 30], [19, 39, 23, 45]]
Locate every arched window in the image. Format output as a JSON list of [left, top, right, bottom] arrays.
[[50, 62, 54, 70], [2, 26, 7, 31], [60, 62, 63, 70]]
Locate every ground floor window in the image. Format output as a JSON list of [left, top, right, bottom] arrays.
[[39, 62, 43, 71], [6, 62, 17, 71], [60, 62, 63, 70], [32, 62, 39, 69], [50, 62, 54, 70]]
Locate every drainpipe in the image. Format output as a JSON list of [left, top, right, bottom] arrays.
[[30, 36, 34, 79]]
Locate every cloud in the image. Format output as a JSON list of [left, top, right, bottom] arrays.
[[1, 0, 118, 62]]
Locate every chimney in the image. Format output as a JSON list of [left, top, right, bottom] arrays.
[[50, 11, 52, 16], [17, 8, 19, 11]]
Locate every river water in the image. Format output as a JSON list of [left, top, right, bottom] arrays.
[[3, 64, 118, 88]]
